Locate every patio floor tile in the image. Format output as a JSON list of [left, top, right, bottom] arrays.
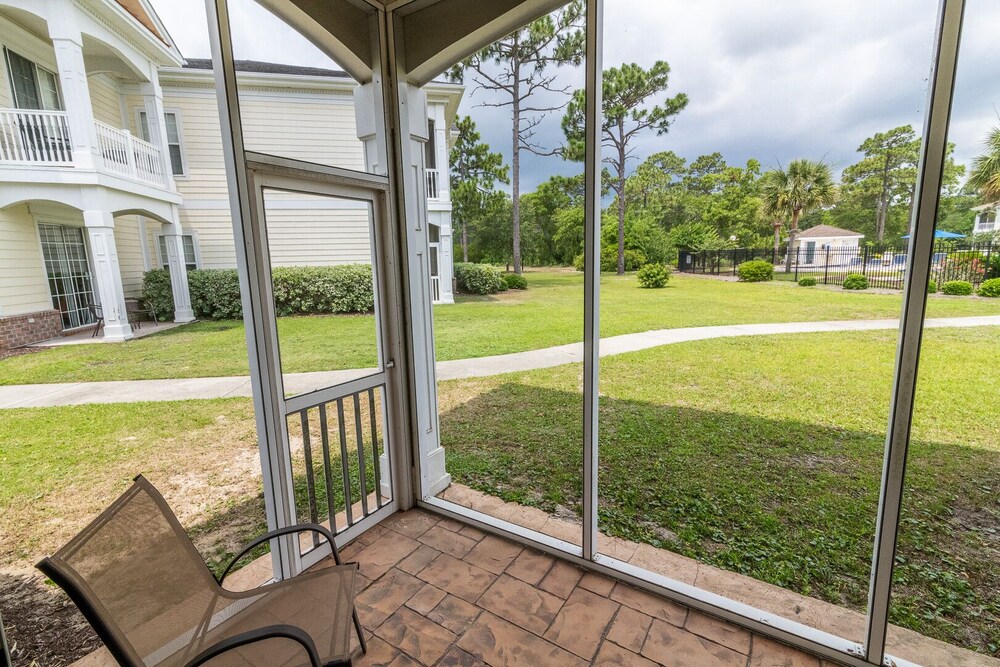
[[543, 587, 620, 659], [605, 605, 652, 653], [641, 618, 747, 667], [477, 573, 565, 635], [415, 552, 496, 602], [457, 612, 588, 667]]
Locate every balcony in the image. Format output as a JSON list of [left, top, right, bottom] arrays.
[[0, 109, 73, 164], [426, 167, 441, 199], [0, 109, 169, 189], [93, 120, 167, 187]]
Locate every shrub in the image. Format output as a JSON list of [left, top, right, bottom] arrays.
[[977, 278, 1000, 297], [142, 269, 174, 321], [573, 253, 585, 272], [928, 280, 937, 294], [988, 254, 1000, 280], [455, 263, 505, 294], [737, 260, 774, 282], [149, 266, 378, 320], [601, 245, 647, 272], [270, 265, 374, 316], [503, 273, 528, 290], [941, 280, 973, 296], [843, 273, 869, 290], [188, 269, 244, 319], [637, 263, 672, 288], [798, 276, 817, 287]]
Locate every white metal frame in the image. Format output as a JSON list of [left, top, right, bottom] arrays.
[[205, 0, 969, 664]]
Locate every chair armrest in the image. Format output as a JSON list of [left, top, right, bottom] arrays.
[[182, 624, 322, 667], [218, 523, 341, 585]]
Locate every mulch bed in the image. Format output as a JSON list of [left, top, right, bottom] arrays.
[[0, 347, 42, 362], [1, 571, 99, 666]]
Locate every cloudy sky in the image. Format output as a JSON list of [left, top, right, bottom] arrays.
[[152, 0, 999, 192]]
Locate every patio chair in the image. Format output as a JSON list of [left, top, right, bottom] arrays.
[[126, 298, 158, 331], [87, 303, 105, 338], [36, 475, 366, 667]]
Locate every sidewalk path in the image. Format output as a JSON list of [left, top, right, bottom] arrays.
[[3, 315, 999, 409]]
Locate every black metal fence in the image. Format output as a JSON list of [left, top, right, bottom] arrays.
[[678, 242, 997, 290]]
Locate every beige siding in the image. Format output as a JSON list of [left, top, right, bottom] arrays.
[[139, 85, 372, 269], [88, 75, 124, 128], [114, 215, 145, 297], [0, 204, 53, 317]]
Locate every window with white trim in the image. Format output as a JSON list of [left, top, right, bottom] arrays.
[[156, 233, 198, 271], [138, 110, 186, 175], [4, 48, 61, 111]]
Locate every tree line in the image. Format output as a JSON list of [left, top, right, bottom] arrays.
[[449, 4, 1000, 274]]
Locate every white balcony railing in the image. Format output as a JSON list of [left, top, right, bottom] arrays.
[[426, 168, 440, 199], [0, 109, 73, 164], [431, 275, 441, 302], [94, 120, 166, 187]]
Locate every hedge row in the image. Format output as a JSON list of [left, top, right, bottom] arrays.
[[142, 265, 374, 320]]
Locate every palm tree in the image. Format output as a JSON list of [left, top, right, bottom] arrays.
[[760, 159, 837, 272], [968, 126, 1000, 202]]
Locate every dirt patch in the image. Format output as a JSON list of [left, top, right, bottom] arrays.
[[4, 401, 263, 666], [0, 347, 41, 362], [1, 568, 99, 667]]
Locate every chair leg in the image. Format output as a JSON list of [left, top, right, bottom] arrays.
[[352, 609, 366, 654]]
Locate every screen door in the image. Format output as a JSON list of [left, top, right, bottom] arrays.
[[247, 153, 400, 571]]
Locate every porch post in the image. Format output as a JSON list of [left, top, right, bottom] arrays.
[[47, 13, 96, 169], [437, 219, 455, 304], [138, 72, 177, 187], [160, 210, 194, 323], [83, 210, 132, 341]]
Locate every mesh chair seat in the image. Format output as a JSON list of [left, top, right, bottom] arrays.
[[37, 477, 360, 667]]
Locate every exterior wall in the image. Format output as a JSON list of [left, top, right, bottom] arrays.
[[114, 214, 146, 297], [0, 204, 53, 318], [0, 309, 62, 349], [88, 74, 125, 128], [137, 78, 375, 271]]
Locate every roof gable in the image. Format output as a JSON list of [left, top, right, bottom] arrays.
[[798, 224, 864, 239]]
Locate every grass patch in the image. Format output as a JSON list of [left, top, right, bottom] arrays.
[[4, 271, 1000, 385], [439, 327, 1000, 655]]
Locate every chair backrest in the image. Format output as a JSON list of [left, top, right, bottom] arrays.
[[37, 477, 222, 667]]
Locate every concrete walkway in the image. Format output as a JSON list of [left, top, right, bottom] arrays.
[[3, 315, 999, 409]]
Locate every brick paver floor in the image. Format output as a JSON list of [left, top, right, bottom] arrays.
[[344, 508, 837, 667]]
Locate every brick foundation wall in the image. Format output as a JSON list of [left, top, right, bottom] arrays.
[[0, 310, 63, 350]]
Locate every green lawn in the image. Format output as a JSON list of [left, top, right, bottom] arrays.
[[439, 326, 1000, 656], [4, 271, 1000, 385]]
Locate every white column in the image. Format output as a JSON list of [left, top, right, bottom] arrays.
[[400, 84, 450, 496], [139, 72, 176, 188], [353, 83, 388, 176], [47, 12, 96, 169], [160, 210, 194, 322], [438, 218, 455, 304], [84, 210, 132, 341]]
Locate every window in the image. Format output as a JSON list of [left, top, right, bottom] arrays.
[[138, 110, 185, 175], [980, 210, 996, 231], [157, 233, 198, 271], [38, 223, 95, 330], [4, 48, 61, 110]]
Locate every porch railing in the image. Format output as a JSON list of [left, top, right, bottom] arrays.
[[285, 375, 391, 552], [0, 109, 73, 164], [431, 275, 441, 302], [425, 168, 440, 199], [94, 120, 166, 186]]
